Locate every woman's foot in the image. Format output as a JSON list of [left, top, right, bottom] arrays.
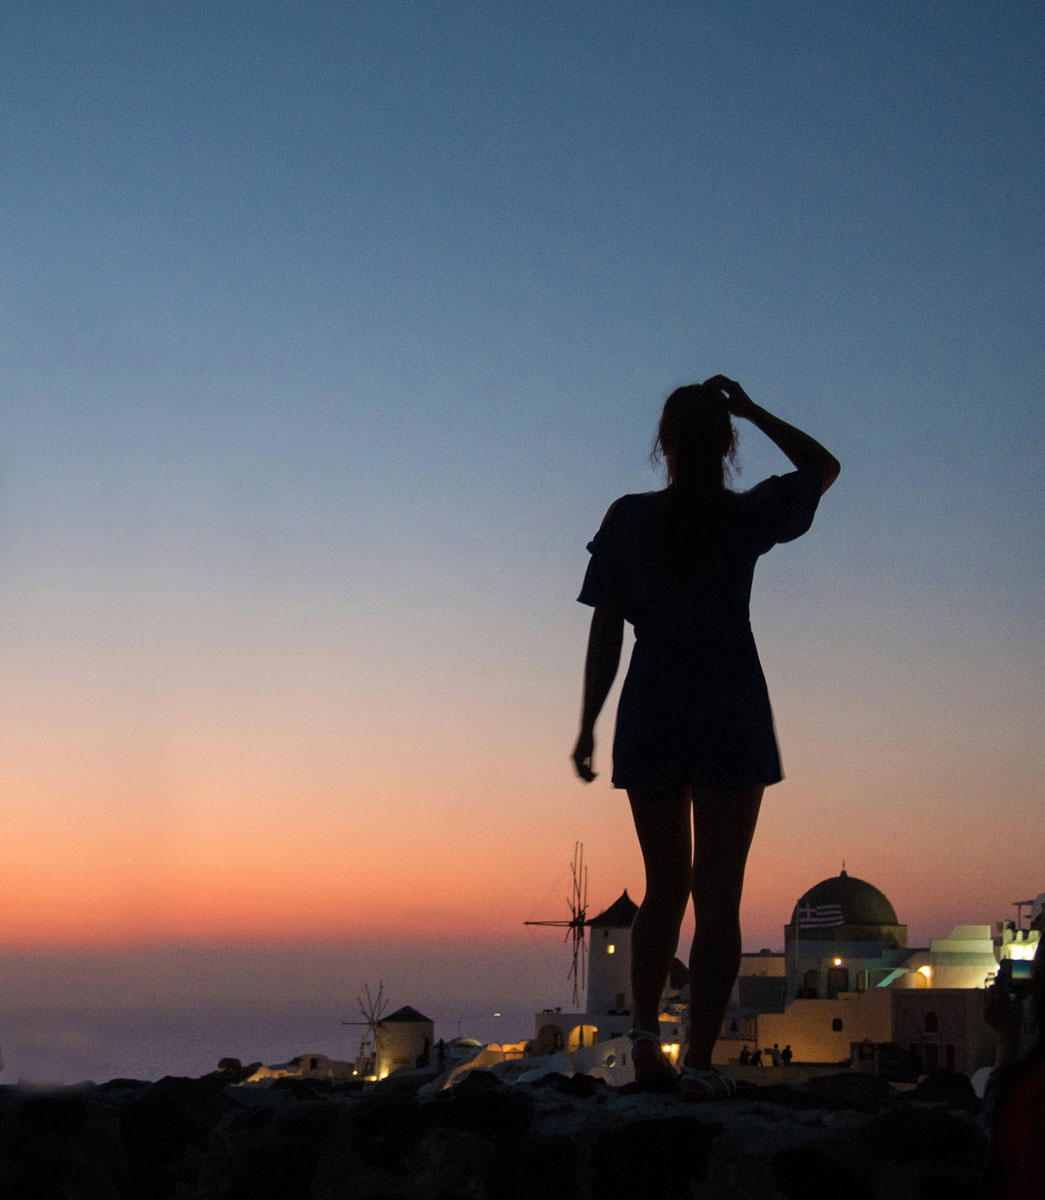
[[679, 1065, 735, 1102], [629, 1030, 679, 1093]]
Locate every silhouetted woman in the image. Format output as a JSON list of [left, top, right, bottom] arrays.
[[572, 375, 839, 1099]]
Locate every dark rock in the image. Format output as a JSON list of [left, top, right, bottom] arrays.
[[0, 1089, 93, 1200], [0, 1065, 996, 1200], [591, 1116, 719, 1200], [912, 1069, 979, 1113], [550, 1073, 606, 1099], [15, 1090, 90, 1138], [486, 1133, 580, 1200], [118, 1075, 230, 1199], [95, 1078, 149, 1093], [527, 1071, 572, 1089], [425, 1081, 535, 1141], [271, 1097, 340, 1141], [859, 1103, 987, 1166], [918, 1172, 983, 1200], [269, 1075, 333, 1098], [352, 1094, 421, 1167], [370, 1068, 440, 1096], [773, 1145, 872, 1200], [216, 1103, 335, 1200], [452, 1069, 505, 1095], [804, 1072, 894, 1111], [740, 1083, 822, 1110]]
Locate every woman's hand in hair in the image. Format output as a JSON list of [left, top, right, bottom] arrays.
[[704, 375, 756, 419]]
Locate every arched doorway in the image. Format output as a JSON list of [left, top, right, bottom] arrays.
[[568, 1024, 598, 1052]]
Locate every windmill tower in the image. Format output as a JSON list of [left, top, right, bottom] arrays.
[[341, 981, 387, 1078], [525, 843, 589, 1007]]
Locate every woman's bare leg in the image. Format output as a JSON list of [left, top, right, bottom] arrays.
[[627, 788, 692, 1081], [685, 784, 764, 1070]]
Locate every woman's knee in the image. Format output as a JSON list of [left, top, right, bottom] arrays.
[[641, 876, 690, 919], [691, 885, 743, 932]]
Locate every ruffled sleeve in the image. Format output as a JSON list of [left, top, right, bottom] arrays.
[[577, 499, 626, 613], [744, 468, 823, 554]]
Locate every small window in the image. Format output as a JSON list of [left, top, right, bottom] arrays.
[[607, 944, 615, 955], [832, 1018, 843, 1032], [924, 1011, 939, 1034]]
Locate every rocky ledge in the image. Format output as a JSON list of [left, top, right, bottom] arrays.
[[0, 1067, 986, 1199]]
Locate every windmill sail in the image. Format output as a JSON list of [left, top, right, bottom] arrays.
[[524, 843, 589, 1006]]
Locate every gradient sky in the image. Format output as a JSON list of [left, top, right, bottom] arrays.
[[2, 2, 1042, 1080]]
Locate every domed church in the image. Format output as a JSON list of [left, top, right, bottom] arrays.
[[790, 868, 906, 945], [785, 867, 909, 1002], [728, 866, 1041, 1075]]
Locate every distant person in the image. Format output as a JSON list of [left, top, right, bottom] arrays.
[[750, 1048, 763, 1067], [781, 1044, 793, 1065], [983, 949, 1044, 1200], [572, 376, 839, 1099], [739, 1045, 751, 1066], [770, 1043, 782, 1067]]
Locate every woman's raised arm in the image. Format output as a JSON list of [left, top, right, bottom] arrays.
[[705, 375, 841, 494]]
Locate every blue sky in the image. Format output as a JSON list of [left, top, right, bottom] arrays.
[[0, 1, 1042, 1079]]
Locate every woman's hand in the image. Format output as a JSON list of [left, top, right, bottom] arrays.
[[704, 374, 756, 419], [573, 607, 623, 783], [572, 729, 597, 782]]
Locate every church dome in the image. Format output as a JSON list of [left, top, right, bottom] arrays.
[[790, 869, 899, 929]]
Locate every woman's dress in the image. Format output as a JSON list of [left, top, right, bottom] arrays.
[[578, 468, 822, 792]]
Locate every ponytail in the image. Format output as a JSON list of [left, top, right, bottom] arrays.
[[653, 384, 739, 569]]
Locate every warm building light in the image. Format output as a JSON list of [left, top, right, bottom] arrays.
[[607, 944, 615, 954], [833, 958, 843, 967], [918, 966, 932, 979]]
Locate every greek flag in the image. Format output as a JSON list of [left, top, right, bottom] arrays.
[[798, 903, 844, 929]]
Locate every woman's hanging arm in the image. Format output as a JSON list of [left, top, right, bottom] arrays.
[[572, 606, 625, 782]]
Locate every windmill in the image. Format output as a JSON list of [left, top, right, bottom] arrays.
[[525, 843, 589, 1006], [341, 980, 388, 1077]]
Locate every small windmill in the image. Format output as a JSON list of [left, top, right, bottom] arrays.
[[341, 981, 388, 1077], [525, 843, 589, 1006]]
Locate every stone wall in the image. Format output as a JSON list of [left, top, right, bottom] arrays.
[[0, 1065, 988, 1199]]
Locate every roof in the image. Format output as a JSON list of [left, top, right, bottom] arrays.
[[791, 869, 899, 928], [381, 1005, 432, 1024], [587, 890, 639, 929]]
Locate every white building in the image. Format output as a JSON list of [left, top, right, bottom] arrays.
[[718, 870, 1041, 1075], [533, 890, 687, 1054]]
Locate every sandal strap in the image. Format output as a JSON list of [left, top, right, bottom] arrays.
[[627, 1028, 662, 1046], [680, 1066, 736, 1100]]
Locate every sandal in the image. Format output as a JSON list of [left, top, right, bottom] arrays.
[[628, 1029, 679, 1093], [679, 1065, 736, 1102]]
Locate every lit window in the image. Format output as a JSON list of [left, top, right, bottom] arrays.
[[607, 944, 615, 955]]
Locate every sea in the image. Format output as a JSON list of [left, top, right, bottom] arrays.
[[0, 999, 542, 1086]]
